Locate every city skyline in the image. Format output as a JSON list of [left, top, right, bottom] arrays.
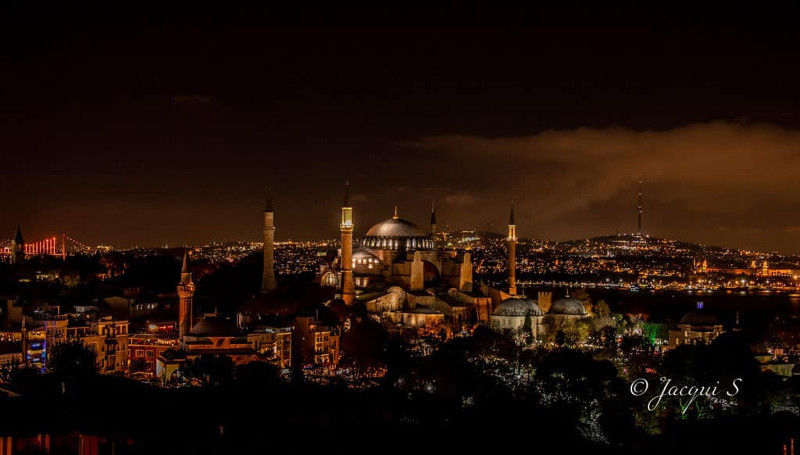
[[5, 175, 800, 255], [4, 7, 800, 453]]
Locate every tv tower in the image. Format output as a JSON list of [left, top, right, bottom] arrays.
[[637, 181, 643, 236]]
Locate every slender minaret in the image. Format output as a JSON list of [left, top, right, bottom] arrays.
[[20, 317, 27, 366], [261, 187, 278, 292], [430, 201, 437, 238], [507, 201, 517, 295], [10, 225, 25, 264], [637, 181, 643, 236], [340, 181, 355, 304], [177, 250, 195, 337]]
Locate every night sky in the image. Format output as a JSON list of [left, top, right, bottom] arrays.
[[4, 5, 800, 251]]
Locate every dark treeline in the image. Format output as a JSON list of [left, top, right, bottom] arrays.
[[2, 329, 800, 454]]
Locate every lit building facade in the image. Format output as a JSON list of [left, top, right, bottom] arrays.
[[295, 316, 340, 366], [128, 334, 179, 376], [68, 318, 130, 374], [247, 326, 292, 369], [667, 303, 724, 349]]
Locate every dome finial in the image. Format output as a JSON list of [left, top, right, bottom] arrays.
[[393, 205, 399, 219]]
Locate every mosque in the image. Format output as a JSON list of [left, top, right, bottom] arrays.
[[289, 182, 589, 336]]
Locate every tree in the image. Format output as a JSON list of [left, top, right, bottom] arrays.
[[532, 348, 635, 444], [523, 313, 533, 332], [602, 326, 617, 349], [543, 314, 567, 344], [522, 314, 534, 345], [575, 319, 591, 344], [554, 330, 566, 346], [659, 332, 771, 418], [642, 322, 669, 346], [182, 354, 235, 387], [8, 365, 40, 384], [235, 361, 281, 389], [594, 300, 610, 318], [621, 314, 644, 336], [49, 340, 99, 377], [61, 271, 81, 288], [340, 317, 389, 379], [563, 320, 590, 346], [469, 325, 518, 360]]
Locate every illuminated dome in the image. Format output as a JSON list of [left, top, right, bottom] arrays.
[[493, 298, 543, 317], [549, 297, 587, 316], [190, 315, 240, 336], [680, 310, 720, 326], [362, 207, 434, 250], [366, 218, 426, 237]]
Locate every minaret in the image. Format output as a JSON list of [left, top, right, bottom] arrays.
[[20, 317, 27, 366], [10, 225, 25, 264], [340, 181, 355, 304], [261, 187, 278, 293], [430, 201, 437, 238], [637, 181, 643, 236], [507, 201, 517, 295], [177, 250, 195, 337]]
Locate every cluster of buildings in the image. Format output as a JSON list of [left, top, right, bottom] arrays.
[[0, 252, 335, 383], [1, 182, 760, 383], [691, 258, 800, 289], [0, 304, 130, 374]]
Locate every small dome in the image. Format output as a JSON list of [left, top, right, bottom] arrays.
[[493, 298, 543, 317], [679, 310, 720, 326], [549, 297, 587, 316], [366, 217, 427, 237], [190, 316, 239, 336], [353, 249, 380, 261]]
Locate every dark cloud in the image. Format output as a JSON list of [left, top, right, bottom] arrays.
[[444, 191, 478, 206], [408, 122, 800, 252]]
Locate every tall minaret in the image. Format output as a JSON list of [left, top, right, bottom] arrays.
[[261, 187, 278, 293], [430, 201, 437, 238], [20, 317, 27, 366], [177, 250, 195, 337], [340, 180, 355, 304], [507, 201, 517, 295], [637, 180, 643, 236], [10, 225, 25, 265]]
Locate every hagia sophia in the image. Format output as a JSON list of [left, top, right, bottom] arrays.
[[259, 181, 592, 337]]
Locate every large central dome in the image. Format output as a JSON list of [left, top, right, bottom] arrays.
[[366, 218, 426, 237], [362, 207, 434, 250]]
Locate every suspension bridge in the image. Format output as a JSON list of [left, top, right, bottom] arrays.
[[5, 234, 96, 259]]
